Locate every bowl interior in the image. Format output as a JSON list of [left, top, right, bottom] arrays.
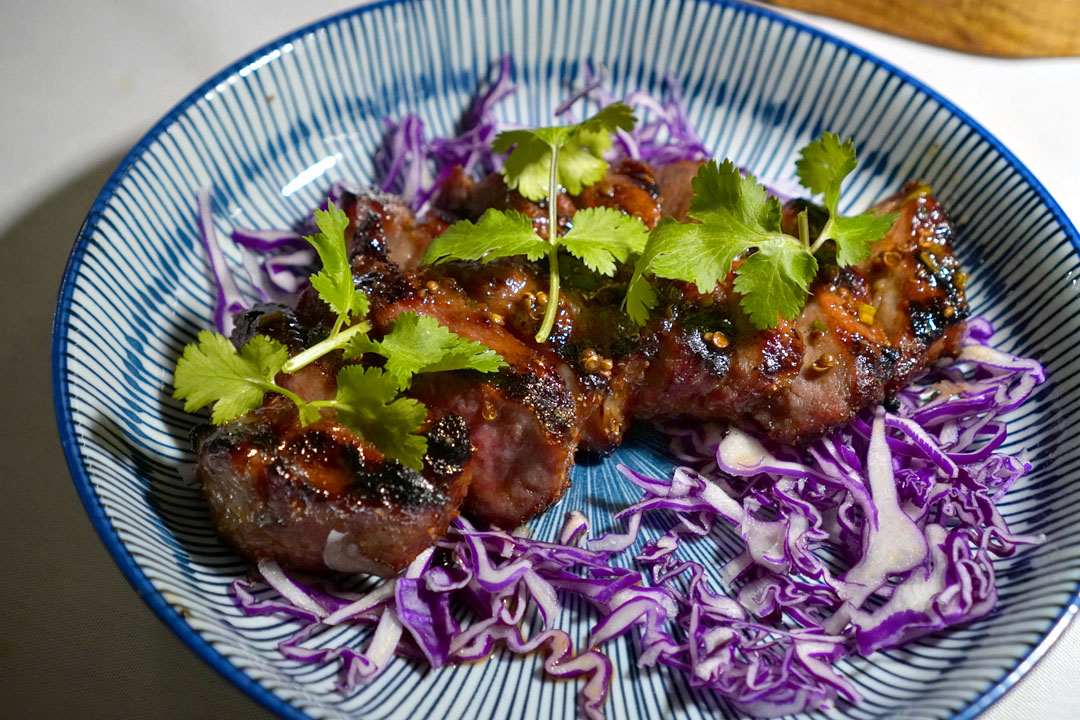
[[54, 1, 1080, 718]]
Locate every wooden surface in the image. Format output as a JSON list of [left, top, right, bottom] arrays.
[[767, 0, 1080, 56]]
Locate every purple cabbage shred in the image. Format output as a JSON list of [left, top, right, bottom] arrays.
[[232, 324, 1044, 718]]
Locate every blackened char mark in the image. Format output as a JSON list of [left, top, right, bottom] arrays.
[[273, 429, 449, 508], [230, 303, 309, 350], [485, 368, 579, 437], [907, 199, 969, 343], [910, 306, 952, 344], [357, 461, 451, 508], [195, 397, 473, 578], [423, 413, 472, 477], [351, 263, 412, 308]]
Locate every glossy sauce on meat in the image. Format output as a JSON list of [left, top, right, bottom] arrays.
[[633, 183, 966, 441], [196, 332, 473, 577], [194, 160, 967, 577], [431, 159, 663, 453], [338, 192, 583, 529]]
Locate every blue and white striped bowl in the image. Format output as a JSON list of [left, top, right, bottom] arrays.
[[52, 1, 1080, 718]]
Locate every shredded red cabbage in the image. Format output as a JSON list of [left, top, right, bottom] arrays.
[[195, 188, 249, 335], [195, 205, 317, 333], [231, 321, 1044, 717], [371, 58, 801, 216], [554, 64, 710, 167], [196, 204, 340, 331], [376, 56, 517, 214]]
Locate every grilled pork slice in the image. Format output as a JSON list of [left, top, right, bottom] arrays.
[[332, 190, 583, 528], [653, 159, 702, 222], [195, 305, 472, 577], [749, 188, 967, 439], [198, 166, 968, 577], [634, 181, 968, 442], [434, 257, 651, 454], [196, 402, 472, 578], [430, 159, 663, 453]]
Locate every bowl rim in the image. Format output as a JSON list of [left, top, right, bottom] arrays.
[[51, 0, 1080, 718]]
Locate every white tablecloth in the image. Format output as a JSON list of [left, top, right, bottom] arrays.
[[2, 1, 1076, 717]]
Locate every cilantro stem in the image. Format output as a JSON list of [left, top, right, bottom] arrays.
[[256, 381, 315, 424], [798, 210, 811, 249], [809, 216, 834, 255], [536, 142, 562, 343], [547, 143, 560, 245], [537, 247, 561, 342], [282, 322, 369, 374], [263, 382, 304, 408]]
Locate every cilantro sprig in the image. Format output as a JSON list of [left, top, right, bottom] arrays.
[[795, 133, 897, 266], [281, 204, 370, 374], [174, 331, 318, 426], [172, 331, 431, 469], [422, 104, 648, 343], [626, 132, 899, 329], [173, 202, 505, 471], [306, 204, 370, 331], [347, 311, 507, 389]]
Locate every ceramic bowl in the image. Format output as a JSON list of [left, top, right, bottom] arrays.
[[53, 1, 1080, 717]]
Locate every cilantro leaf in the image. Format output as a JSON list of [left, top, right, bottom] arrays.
[[733, 242, 818, 328], [555, 104, 634, 194], [329, 365, 428, 471], [493, 103, 636, 201], [560, 207, 649, 276], [625, 160, 790, 322], [278, 202, 372, 375], [422, 209, 549, 265], [687, 160, 785, 243], [239, 333, 289, 380], [796, 132, 857, 215], [796, 132, 898, 267], [624, 271, 660, 326], [831, 213, 899, 267], [628, 135, 901, 329], [306, 203, 369, 326], [349, 312, 507, 389], [493, 132, 554, 201], [556, 144, 609, 195], [574, 127, 613, 158], [528, 126, 575, 148], [172, 331, 287, 424], [634, 217, 746, 294], [575, 103, 636, 140]]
